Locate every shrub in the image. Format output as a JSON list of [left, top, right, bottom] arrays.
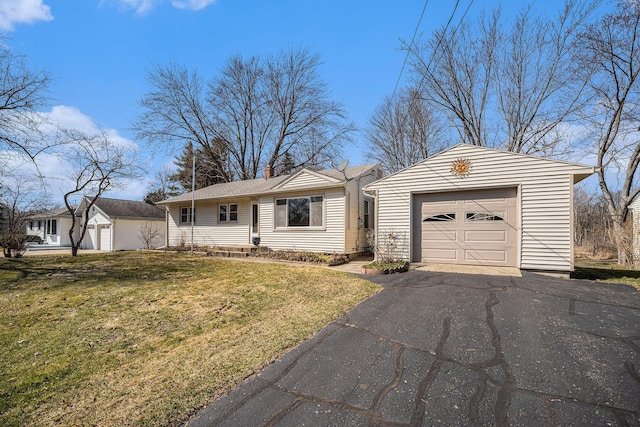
[[0, 232, 29, 258]]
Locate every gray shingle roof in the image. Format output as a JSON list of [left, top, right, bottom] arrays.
[[159, 163, 380, 204], [30, 206, 76, 219], [89, 197, 165, 219]]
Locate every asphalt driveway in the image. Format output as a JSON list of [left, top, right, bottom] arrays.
[[186, 270, 640, 426]]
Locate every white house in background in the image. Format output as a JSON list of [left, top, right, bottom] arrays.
[[157, 163, 383, 255], [364, 144, 595, 273], [26, 198, 165, 251], [26, 207, 78, 246], [630, 196, 640, 262], [78, 197, 166, 251]]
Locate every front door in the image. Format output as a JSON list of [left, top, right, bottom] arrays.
[[250, 203, 259, 244]]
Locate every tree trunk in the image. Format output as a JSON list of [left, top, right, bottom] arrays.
[[71, 245, 79, 257], [611, 220, 629, 266]]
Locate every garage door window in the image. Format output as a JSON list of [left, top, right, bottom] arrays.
[[466, 212, 504, 222], [423, 213, 456, 222]]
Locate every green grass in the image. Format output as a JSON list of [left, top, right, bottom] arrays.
[[573, 258, 640, 290], [0, 252, 380, 426]]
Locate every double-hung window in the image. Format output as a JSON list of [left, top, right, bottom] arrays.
[[363, 200, 370, 229], [46, 219, 57, 235], [180, 207, 195, 224], [275, 196, 323, 228], [219, 204, 238, 223]]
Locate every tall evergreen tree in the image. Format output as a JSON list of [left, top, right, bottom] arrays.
[[172, 143, 226, 191]]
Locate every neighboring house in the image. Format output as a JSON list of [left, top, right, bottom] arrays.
[[78, 197, 166, 251], [630, 196, 640, 262], [26, 207, 78, 246], [26, 198, 166, 251], [364, 144, 595, 273], [158, 164, 383, 255]]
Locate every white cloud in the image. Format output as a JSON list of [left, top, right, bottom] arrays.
[[102, 0, 215, 14], [0, 0, 53, 31], [171, 0, 216, 11], [2, 105, 142, 204]]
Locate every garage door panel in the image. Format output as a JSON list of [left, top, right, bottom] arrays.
[[422, 230, 457, 242], [464, 230, 506, 242], [465, 249, 508, 262], [423, 248, 458, 262], [416, 188, 517, 267]]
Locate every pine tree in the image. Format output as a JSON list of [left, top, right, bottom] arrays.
[[172, 144, 226, 191]]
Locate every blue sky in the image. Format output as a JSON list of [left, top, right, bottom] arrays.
[[2, 0, 608, 201]]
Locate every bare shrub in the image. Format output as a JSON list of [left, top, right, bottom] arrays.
[[367, 229, 405, 263], [138, 222, 163, 249]]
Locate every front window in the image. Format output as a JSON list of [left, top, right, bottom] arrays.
[[181, 207, 195, 224], [275, 196, 323, 228], [218, 204, 238, 222]]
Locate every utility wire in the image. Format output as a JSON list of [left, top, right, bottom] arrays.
[[391, 0, 430, 102]]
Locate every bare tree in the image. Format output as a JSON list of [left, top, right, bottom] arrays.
[[496, 0, 596, 155], [135, 48, 354, 182], [575, 0, 640, 265], [138, 221, 163, 249], [408, 11, 499, 147], [366, 86, 449, 173], [144, 164, 181, 203], [407, 0, 596, 154], [62, 130, 139, 256], [133, 62, 231, 182], [0, 39, 52, 162], [0, 171, 49, 257]]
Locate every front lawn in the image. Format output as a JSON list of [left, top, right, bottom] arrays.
[[573, 258, 640, 290], [0, 252, 380, 426]]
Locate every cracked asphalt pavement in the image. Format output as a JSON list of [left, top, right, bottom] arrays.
[[186, 270, 640, 426]]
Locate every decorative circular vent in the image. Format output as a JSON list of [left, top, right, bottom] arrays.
[[450, 158, 472, 177]]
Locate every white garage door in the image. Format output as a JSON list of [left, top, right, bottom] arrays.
[[99, 226, 111, 251], [416, 188, 517, 266]]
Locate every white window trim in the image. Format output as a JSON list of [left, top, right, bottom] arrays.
[[273, 195, 326, 230], [180, 206, 195, 224], [218, 203, 238, 223]]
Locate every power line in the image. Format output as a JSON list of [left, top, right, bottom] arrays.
[[391, 0, 430, 102]]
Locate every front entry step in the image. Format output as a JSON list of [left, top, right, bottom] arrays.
[[208, 250, 249, 258]]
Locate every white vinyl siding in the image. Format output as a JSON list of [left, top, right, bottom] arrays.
[[366, 144, 593, 272], [259, 189, 345, 253], [167, 200, 250, 247], [275, 171, 338, 190], [112, 219, 165, 251], [344, 171, 379, 254]]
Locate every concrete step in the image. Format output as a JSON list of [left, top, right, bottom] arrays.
[[208, 250, 249, 258], [209, 245, 255, 253]]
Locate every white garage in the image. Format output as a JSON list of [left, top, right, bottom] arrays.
[[77, 197, 166, 251], [364, 144, 595, 273]]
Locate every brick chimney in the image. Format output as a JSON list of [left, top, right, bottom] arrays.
[[264, 164, 273, 179]]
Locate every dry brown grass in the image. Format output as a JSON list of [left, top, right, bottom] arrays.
[[0, 252, 380, 426]]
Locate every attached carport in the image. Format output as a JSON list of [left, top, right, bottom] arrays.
[[364, 144, 595, 273]]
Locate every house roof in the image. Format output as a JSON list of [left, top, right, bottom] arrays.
[[158, 163, 381, 204], [84, 197, 165, 220], [29, 206, 77, 219]]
